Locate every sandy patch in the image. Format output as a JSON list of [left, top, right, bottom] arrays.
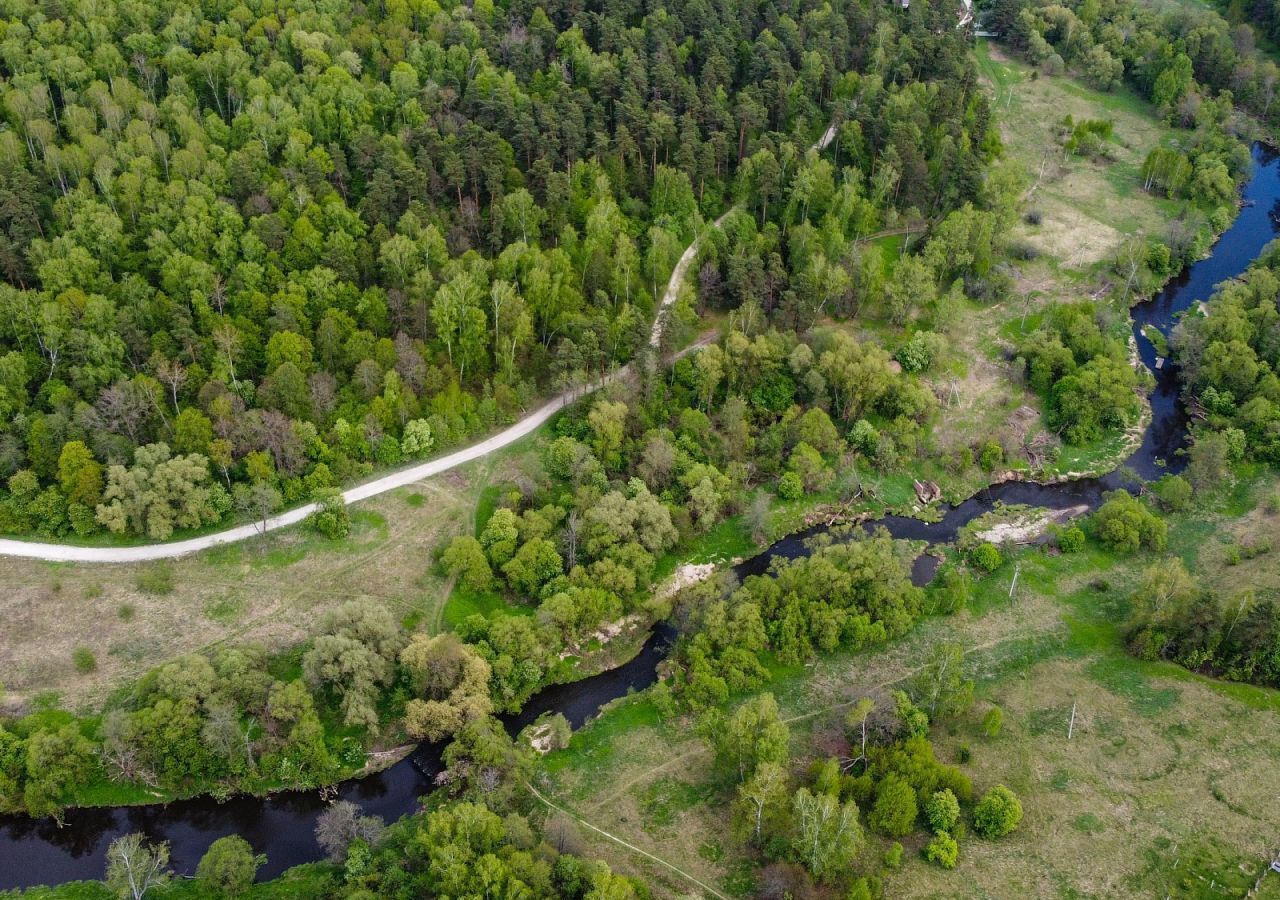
[[973, 504, 1090, 544]]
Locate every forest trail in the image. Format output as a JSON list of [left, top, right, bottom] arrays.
[[0, 121, 839, 564], [647, 118, 839, 347]]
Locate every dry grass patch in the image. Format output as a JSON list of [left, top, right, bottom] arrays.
[[979, 40, 1178, 276], [898, 657, 1280, 898], [0, 445, 538, 713]]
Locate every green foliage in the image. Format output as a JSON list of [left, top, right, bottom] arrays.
[[776, 471, 804, 501], [868, 774, 918, 837], [1151, 475, 1193, 512], [883, 841, 904, 870], [97, 444, 228, 540], [1019, 303, 1142, 444], [895, 332, 946, 374], [1092, 491, 1167, 553], [1126, 559, 1280, 689], [790, 787, 863, 880], [1056, 525, 1086, 553], [704, 693, 790, 782], [443, 535, 494, 592], [302, 599, 405, 728], [981, 707, 1004, 738], [970, 542, 1003, 573], [0, 0, 997, 546], [892, 690, 930, 739], [106, 833, 171, 899], [910, 642, 974, 721], [978, 439, 1004, 472], [196, 835, 264, 896], [673, 529, 923, 707], [932, 567, 973, 614], [1062, 117, 1115, 158], [924, 831, 960, 868], [307, 488, 351, 540], [973, 785, 1024, 838], [71, 648, 96, 674], [926, 788, 961, 833]]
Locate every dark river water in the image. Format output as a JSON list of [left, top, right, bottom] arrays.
[[2, 143, 1278, 892]]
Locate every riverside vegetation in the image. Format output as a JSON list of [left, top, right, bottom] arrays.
[[3, 0, 1280, 896]]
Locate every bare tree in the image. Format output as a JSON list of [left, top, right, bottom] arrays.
[[563, 509, 579, 571], [234, 480, 282, 534], [315, 801, 386, 862], [105, 833, 171, 900], [841, 697, 875, 773], [96, 381, 154, 442], [153, 358, 187, 413]]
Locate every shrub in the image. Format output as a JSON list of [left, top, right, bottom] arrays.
[[933, 568, 972, 614], [1092, 492, 1167, 553], [72, 647, 97, 673], [869, 774, 918, 837], [196, 835, 263, 896], [1008, 241, 1042, 261], [978, 439, 1004, 472], [925, 831, 959, 868], [399, 419, 435, 459], [926, 789, 961, 833], [1024, 209, 1043, 226], [883, 842, 904, 870], [1152, 474, 1192, 512], [776, 471, 804, 501], [970, 542, 1002, 573], [847, 877, 879, 900], [117, 604, 135, 621], [307, 488, 351, 540], [135, 564, 175, 595], [849, 420, 880, 456], [974, 785, 1023, 838], [1056, 525, 1085, 553], [895, 332, 945, 374], [982, 706, 1003, 738]]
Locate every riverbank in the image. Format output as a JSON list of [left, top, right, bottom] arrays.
[[535, 466, 1280, 898], [4, 61, 1277, 895]]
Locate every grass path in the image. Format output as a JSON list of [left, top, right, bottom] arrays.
[[526, 781, 733, 900]]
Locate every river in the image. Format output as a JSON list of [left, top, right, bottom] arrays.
[[2, 143, 1277, 891]]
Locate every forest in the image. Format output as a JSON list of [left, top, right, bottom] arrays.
[[0, 0, 995, 541], [5, 0, 1280, 895]]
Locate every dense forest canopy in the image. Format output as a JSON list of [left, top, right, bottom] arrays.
[[0, 0, 995, 540]]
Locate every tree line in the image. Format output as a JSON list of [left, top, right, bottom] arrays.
[[1174, 240, 1280, 467]]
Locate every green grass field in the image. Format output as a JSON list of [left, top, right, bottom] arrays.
[[530, 472, 1280, 899]]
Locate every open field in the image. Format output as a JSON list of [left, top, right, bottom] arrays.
[[531, 474, 1280, 899], [879, 42, 1187, 487], [978, 40, 1183, 285], [0, 432, 549, 714]]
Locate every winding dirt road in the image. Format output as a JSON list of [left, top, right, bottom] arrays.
[[0, 120, 840, 563]]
